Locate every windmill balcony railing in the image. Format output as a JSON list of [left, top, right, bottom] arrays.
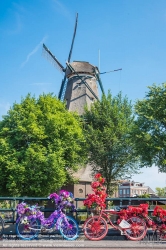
[[0, 196, 166, 236]]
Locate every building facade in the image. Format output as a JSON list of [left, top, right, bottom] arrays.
[[118, 180, 155, 197]]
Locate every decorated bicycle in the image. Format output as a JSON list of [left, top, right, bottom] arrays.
[[16, 190, 79, 240], [83, 173, 147, 241]]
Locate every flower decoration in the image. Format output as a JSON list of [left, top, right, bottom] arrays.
[[17, 202, 63, 227], [48, 190, 75, 211], [83, 173, 107, 210], [153, 206, 166, 222], [116, 204, 149, 224], [17, 202, 39, 217], [16, 189, 75, 227], [127, 203, 149, 217]]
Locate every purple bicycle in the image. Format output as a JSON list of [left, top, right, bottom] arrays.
[[16, 191, 79, 240]]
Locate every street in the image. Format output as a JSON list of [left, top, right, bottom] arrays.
[[0, 239, 166, 249]]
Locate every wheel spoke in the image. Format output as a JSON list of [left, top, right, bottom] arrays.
[[124, 216, 147, 241], [16, 218, 40, 240], [59, 216, 79, 240], [84, 216, 108, 241]]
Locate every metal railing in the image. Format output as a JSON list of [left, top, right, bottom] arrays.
[[0, 197, 51, 224], [0, 196, 166, 224]]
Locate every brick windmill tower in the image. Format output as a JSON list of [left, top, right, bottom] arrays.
[[43, 13, 105, 115]]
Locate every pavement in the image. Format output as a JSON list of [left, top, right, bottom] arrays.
[[0, 238, 166, 249]]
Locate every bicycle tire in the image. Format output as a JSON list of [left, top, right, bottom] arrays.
[[124, 216, 147, 241], [83, 215, 108, 241], [16, 217, 40, 240], [59, 216, 79, 240], [0, 216, 4, 237]]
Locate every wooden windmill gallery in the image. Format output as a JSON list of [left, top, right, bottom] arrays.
[[43, 14, 121, 203]]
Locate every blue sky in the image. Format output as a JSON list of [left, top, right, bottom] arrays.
[[1, 0, 166, 191]]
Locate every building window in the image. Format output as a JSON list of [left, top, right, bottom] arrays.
[[127, 189, 130, 195], [119, 189, 122, 195], [123, 189, 126, 194], [79, 189, 83, 193]]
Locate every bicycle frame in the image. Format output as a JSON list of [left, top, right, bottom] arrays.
[[83, 208, 147, 241], [17, 208, 68, 232], [95, 209, 132, 232], [16, 206, 79, 240]]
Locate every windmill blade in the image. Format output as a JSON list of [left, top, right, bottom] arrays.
[[68, 13, 78, 62], [43, 43, 65, 73], [95, 68, 122, 95], [100, 68, 122, 74], [59, 13, 78, 100], [58, 75, 67, 100], [94, 68, 105, 95]]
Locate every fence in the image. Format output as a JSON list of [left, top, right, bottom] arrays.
[[0, 196, 166, 225]]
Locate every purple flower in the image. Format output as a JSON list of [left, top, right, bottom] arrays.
[[48, 190, 75, 210]]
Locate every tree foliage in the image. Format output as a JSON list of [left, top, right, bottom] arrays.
[[0, 93, 85, 196], [133, 83, 166, 172], [83, 92, 140, 195], [155, 187, 166, 197]]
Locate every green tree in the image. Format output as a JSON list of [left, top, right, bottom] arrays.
[[133, 83, 166, 172], [0, 93, 85, 196], [155, 187, 166, 197], [83, 92, 140, 195]]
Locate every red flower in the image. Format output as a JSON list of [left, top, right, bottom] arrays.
[[95, 173, 101, 179], [91, 181, 102, 189], [99, 177, 105, 184], [152, 206, 166, 222], [127, 204, 149, 217], [94, 173, 105, 184], [84, 173, 107, 210]]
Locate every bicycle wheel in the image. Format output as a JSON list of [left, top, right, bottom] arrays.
[[124, 216, 147, 241], [59, 216, 79, 240], [83, 216, 108, 241], [16, 217, 40, 240], [0, 216, 4, 237]]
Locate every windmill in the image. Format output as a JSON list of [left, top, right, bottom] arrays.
[[43, 13, 121, 115]]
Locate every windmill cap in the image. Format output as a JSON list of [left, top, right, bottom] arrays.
[[66, 61, 98, 78]]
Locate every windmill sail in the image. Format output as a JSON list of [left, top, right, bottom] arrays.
[[58, 76, 67, 100], [42, 43, 65, 73], [58, 13, 78, 100], [68, 13, 78, 62]]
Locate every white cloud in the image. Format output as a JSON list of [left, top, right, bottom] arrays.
[[4, 2, 25, 35], [21, 36, 47, 68], [7, 12, 22, 35], [52, 0, 73, 21]]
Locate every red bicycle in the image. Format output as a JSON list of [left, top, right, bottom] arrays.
[[83, 208, 147, 241]]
